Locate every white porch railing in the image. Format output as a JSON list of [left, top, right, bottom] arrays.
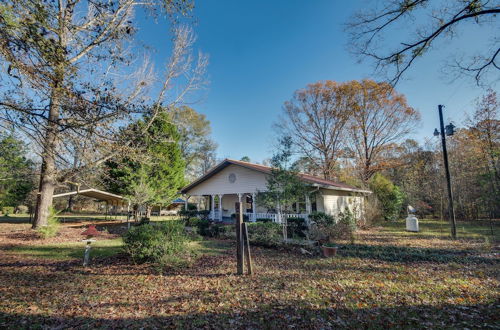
[[210, 210, 309, 224]]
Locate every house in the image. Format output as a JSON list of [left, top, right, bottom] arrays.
[[180, 159, 371, 223]]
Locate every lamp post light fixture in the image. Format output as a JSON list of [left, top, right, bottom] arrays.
[[434, 105, 457, 239]]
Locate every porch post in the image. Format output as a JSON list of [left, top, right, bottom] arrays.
[[305, 194, 311, 225], [211, 195, 215, 220], [252, 193, 256, 222], [218, 194, 223, 222], [184, 195, 190, 211]]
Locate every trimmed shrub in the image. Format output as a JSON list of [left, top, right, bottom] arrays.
[[37, 207, 60, 239], [287, 217, 307, 238], [1, 206, 14, 216], [247, 222, 283, 247], [123, 221, 189, 267], [256, 218, 272, 223]]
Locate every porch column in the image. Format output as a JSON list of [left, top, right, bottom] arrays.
[[252, 193, 256, 222], [184, 195, 190, 211], [211, 195, 215, 220], [305, 194, 312, 225], [218, 194, 223, 222]]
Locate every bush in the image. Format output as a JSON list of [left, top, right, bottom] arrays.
[[1, 206, 14, 216], [197, 210, 210, 220], [247, 222, 283, 247], [16, 205, 29, 214], [308, 208, 357, 244], [256, 218, 272, 223], [37, 207, 60, 239], [191, 218, 211, 236], [309, 211, 335, 227], [123, 221, 189, 268], [287, 217, 307, 238], [231, 213, 249, 221]]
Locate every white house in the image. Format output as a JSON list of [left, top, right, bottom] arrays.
[[180, 159, 371, 223]]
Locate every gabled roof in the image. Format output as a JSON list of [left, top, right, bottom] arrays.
[[181, 159, 371, 194]]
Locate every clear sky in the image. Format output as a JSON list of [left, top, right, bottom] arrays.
[[137, 0, 498, 163]]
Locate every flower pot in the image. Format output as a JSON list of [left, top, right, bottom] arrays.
[[321, 245, 338, 257]]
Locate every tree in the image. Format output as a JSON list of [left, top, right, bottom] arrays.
[[0, 1, 206, 228], [0, 134, 34, 209], [257, 136, 308, 239], [345, 80, 420, 182], [104, 112, 185, 217], [347, 0, 500, 85], [369, 173, 404, 221], [240, 156, 251, 162], [278, 81, 352, 180], [170, 106, 217, 179]]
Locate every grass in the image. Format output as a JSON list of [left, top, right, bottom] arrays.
[[381, 218, 498, 240], [0, 218, 498, 328], [10, 238, 124, 260]]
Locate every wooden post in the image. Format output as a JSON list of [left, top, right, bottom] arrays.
[[236, 198, 244, 275], [242, 222, 253, 275]]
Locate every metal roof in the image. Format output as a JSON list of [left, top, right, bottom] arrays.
[[181, 159, 371, 194], [53, 189, 127, 205]]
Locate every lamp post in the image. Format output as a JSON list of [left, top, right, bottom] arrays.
[[434, 105, 457, 239]]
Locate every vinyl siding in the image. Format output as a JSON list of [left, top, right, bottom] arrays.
[[186, 164, 269, 196]]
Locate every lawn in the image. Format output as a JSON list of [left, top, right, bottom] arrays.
[[0, 218, 498, 329]]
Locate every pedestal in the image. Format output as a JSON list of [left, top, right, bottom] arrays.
[[406, 215, 419, 232]]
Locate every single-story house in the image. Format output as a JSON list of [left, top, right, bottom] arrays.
[[180, 159, 371, 223]]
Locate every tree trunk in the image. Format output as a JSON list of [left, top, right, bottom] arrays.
[[32, 85, 61, 229]]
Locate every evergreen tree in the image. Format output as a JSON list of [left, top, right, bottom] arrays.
[[104, 112, 186, 215], [0, 134, 34, 209]]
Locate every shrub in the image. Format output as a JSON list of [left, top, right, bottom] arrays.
[[198, 210, 210, 220], [37, 207, 60, 239], [123, 221, 189, 267], [287, 217, 307, 238], [231, 213, 249, 221], [309, 211, 335, 227], [256, 218, 272, 223], [247, 222, 283, 247], [1, 206, 14, 216], [335, 208, 356, 243], [16, 205, 29, 214], [139, 217, 150, 225], [192, 218, 211, 236]]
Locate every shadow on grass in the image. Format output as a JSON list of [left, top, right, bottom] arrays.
[[0, 302, 497, 329], [336, 243, 498, 264]]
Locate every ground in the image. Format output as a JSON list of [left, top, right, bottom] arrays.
[[0, 215, 498, 329]]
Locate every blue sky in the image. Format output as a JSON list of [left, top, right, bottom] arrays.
[[137, 0, 498, 163]]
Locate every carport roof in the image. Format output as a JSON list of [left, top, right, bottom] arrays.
[[53, 189, 127, 205]]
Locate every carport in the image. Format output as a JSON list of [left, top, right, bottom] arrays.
[[53, 188, 130, 221]]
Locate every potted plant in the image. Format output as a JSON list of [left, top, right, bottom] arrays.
[[321, 243, 338, 257]]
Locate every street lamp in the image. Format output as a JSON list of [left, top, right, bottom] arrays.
[[434, 105, 457, 239]]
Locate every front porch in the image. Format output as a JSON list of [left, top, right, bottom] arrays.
[[184, 192, 313, 224]]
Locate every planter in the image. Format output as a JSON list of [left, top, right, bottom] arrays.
[[321, 245, 338, 257]]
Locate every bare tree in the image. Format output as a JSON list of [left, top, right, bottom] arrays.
[[346, 0, 500, 85], [0, 1, 207, 228], [277, 81, 352, 180], [346, 80, 420, 182]]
